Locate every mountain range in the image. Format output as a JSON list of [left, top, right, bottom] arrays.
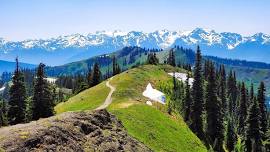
[[0, 28, 270, 65]]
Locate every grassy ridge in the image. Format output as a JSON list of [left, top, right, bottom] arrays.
[[107, 65, 206, 152], [54, 65, 207, 151], [54, 81, 110, 114]]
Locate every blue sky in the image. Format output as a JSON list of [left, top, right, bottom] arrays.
[[1, 0, 270, 40]]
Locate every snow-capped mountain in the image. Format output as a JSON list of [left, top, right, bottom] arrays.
[[0, 28, 270, 65]]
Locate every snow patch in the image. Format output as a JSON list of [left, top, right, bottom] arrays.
[[143, 83, 166, 104], [45, 77, 57, 84], [168, 72, 194, 86]]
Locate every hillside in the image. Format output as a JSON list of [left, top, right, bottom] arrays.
[[46, 46, 270, 97], [54, 65, 207, 152]]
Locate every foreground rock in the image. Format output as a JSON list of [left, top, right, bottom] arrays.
[[0, 110, 152, 152]]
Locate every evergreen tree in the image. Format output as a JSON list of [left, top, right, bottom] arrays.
[[203, 60, 210, 79], [32, 63, 54, 120], [74, 74, 88, 93], [167, 49, 176, 66], [0, 101, 8, 126], [190, 46, 206, 142], [257, 82, 268, 140], [265, 129, 270, 151], [167, 100, 172, 115], [226, 119, 237, 152], [89, 62, 101, 87], [112, 55, 121, 76], [7, 57, 27, 125], [219, 65, 227, 115], [183, 73, 192, 122], [205, 62, 224, 151], [227, 70, 237, 119], [147, 53, 159, 65], [238, 82, 248, 135], [245, 97, 263, 152], [249, 83, 254, 102], [87, 64, 92, 86]]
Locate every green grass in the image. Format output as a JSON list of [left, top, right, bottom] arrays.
[[111, 104, 206, 152], [54, 81, 110, 114], [54, 64, 207, 151], [107, 65, 206, 152]]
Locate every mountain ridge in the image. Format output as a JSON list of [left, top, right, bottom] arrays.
[[1, 28, 270, 65]]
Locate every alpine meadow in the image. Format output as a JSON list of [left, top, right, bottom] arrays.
[[0, 0, 269, 152]]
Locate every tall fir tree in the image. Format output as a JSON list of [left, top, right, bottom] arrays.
[[227, 70, 237, 120], [87, 64, 92, 86], [0, 101, 8, 126], [112, 55, 121, 76], [266, 129, 270, 151], [203, 60, 210, 79], [257, 82, 268, 140], [167, 49, 176, 66], [147, 53, 159, 65], [219, 65, 227, 115], [75, 74, 88, 93], [205, 62, 224, 152], [89, 62, 101, 87], [7, 57, 27, 125], [226, 119, 237, 152], [249, 83, 254, 107], [190, 46, 206, 142], [183, 73, 192, 122], [32, 63, 54, 120], [245, 97, 263, 152], [238, 82, 248, 135]]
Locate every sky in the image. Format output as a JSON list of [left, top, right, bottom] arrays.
[[0, 0, 270, 41]]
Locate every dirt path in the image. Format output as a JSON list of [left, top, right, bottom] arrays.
[[95, 77, 115, 110]]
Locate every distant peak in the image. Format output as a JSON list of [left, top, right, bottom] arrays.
[[192, 27, 215, 33]]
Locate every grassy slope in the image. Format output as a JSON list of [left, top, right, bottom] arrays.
[[54, 81, 110, 114], [54, 65, 207, 152], [108, 65, 206, 152]]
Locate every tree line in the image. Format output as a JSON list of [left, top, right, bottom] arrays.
[[154, 46, 269, 152], [0, 55, 123, 126], [151, 47, 270, 152]]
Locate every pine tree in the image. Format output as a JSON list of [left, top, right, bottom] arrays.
[[219, 65, 227, 115], [112, 56, 121, 76], [266, 129, 270, 151], [147, 53, 159, 65], [226, 119, 237, 152], [0, 101, 8, 126], [249, 83, 254, 103], [203, 60, 210, 79], [238, 82, 248, 135], [89, 62, 101, 87], [257, 82, 268, 140], [190, 46, 206, 142], [7, 57, 27, 125], [167, 49, 176, 66], [74, 74, 88, 93], [245, 97, 263, 152], [205, 62, 224, 151], [183, 73, 192, 122], [32, 63, 54, 120], [227, 70, 237, 119], [87, 63, 92, 86], [172, 72, 178, 109], [167, 100, 172, 115]]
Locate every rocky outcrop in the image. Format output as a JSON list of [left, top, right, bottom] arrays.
[[0, 110, 152, 152]]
